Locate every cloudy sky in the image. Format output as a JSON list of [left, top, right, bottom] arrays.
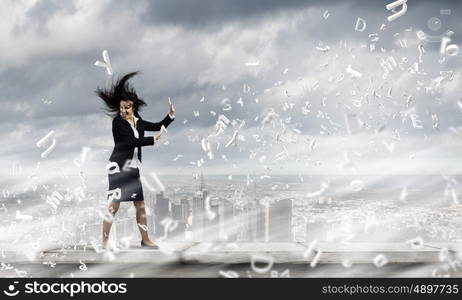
[[2, 0, 462, 181]]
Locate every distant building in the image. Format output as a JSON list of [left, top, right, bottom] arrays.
[[255, 202, 266, 242], [170, 200, 188, 240], [180, 196, 191, 224], [154, 191, 170, 238], [145, 191, 156, 236], [236, 202, 267, 242], [192, 191, 205, 241], [235, 182, 268, 242], [171, 202, 183, 221], [218, 198, 236, 241], [191, 174, 208, 241], [266, 198, 293, 242], [253, 182, 266, 242]]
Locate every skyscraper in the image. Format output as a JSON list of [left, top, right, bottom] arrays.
[[255, 202, 266, 242], [171, 201, 183, 221], [266, 198, 293, 242], [218, 197, 236, 241], [145, 190, 156, 236], [169, 200, 186, 240], [180, 196, 191, 224], [253, 181, 266, 242], [191, 174, 208, 241], [237, 181, 267, 242], [154, 191, 170, 239]]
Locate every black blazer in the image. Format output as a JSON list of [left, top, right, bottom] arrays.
[[109, 113, 174, 168]]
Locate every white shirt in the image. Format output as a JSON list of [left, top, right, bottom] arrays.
[[127, 114, 174, 169], [128, 116, 141, 169]]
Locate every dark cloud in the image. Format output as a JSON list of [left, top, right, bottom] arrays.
[[139, 0, 460, 29], [141, 0, 311, 28]]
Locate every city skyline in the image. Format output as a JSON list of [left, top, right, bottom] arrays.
[[3, 173, 460, 253]]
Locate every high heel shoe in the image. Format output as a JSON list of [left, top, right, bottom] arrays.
[[141, 240, 159, 249]]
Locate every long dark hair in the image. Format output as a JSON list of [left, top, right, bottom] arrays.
[[95, 71, 147, 117]]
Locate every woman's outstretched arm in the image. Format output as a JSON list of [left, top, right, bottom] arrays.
[[112, 118, 154, 150], [142, 97, 175, 131], [142, 114, 174, 131]]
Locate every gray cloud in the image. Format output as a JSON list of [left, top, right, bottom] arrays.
[[1, 0, 462, 179], [141, 0, 318, 28]]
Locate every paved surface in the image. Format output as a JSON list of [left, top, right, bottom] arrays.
[[1, 242, 461, 277]]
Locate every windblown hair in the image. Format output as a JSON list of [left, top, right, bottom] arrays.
[[96, 71, 147, 117]]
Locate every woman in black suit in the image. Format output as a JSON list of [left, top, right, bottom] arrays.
[[96, 71, 175, 249]]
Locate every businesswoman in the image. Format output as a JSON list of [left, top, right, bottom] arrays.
[[96, 71, 175, 249]]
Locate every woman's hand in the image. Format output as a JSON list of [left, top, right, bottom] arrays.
[[168, 97, 175, 117], [155, 133, 162, 141]]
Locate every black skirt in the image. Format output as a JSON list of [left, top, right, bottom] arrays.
[[107, 167, 144, 202]]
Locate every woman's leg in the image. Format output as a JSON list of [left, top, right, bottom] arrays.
[[134, 200, 156, 244], [102, 201, 120, 248]]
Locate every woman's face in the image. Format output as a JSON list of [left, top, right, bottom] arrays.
[[119, 100, 135, 120]]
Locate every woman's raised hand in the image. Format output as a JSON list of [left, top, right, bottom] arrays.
[[168, 97, 175, 116]]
